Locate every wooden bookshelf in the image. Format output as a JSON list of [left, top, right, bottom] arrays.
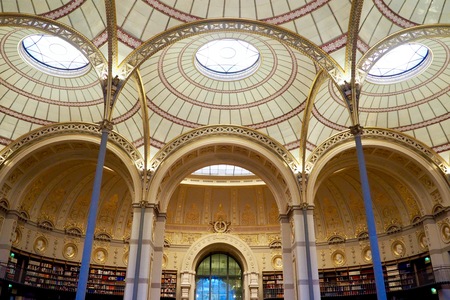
[[398, 262, 415, 289], [87, 266, 126, 295], [262, 271, 284, 299], [319, 256, 433, 298], [160, 270, 177, 299], [24, 259, 79, 292], [385, 264, 402, 291], [6, 256, 18, 281]]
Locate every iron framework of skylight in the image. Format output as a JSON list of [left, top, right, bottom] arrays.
[[195, 39, 260, 81], [366, 43, 431, 84], [19, 34, 90, 77]]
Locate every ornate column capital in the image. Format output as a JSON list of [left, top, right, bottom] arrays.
[[99, 119, 114, 131], [349, 124, 364, 136]]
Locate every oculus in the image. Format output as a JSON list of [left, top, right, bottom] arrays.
[[366, 43, 431, 84], [19, 34, 90, 77], [195, 39, 260, 81]]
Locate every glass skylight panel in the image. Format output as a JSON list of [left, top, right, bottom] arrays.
[[367, 43, 430, 84], [192, 165, 254, 176], [195, 39, 260, 81], [20, 34, 90, 77]]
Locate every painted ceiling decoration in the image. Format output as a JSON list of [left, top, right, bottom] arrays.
[[0, 1, 447, 165]]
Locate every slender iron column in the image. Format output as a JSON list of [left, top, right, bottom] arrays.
[[351, 125, 387, 300], [75, 123, 111, 300]]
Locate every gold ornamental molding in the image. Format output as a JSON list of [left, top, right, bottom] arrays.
[[149, 125, 300, 175], [0, 13, 108, 78], [305, 127, 449, 176], [119, 18, 343, 79], [0, 122, 144, 170], [359, 24, 450, 78]]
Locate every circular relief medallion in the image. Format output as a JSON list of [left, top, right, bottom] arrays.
[[441, 224, 450, 243], [392, 240, 406, 257], [34, 236, 48, 254], [162, 254, 168, 269], [332, 250, 346, 266], [362, 247, 372, 263], [418, 232, 428, 249], [63, 243, 78, 260], [93, 248, 108, 264], [272, 255, 283, 270], [123, 252, 129, 266], [12, 229, 21, 246]]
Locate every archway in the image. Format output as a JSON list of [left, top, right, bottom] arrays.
[[124, 125, 321, 300], [181, 234, 259, 300]]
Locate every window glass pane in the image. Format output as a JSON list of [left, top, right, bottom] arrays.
[[366, 43, 431, 84], [20, 34, 90, 78], [195, 253, 243, 300], [195, 39, 260, 81], [218, 254, 227, 276], [197, 256, 210, 275]]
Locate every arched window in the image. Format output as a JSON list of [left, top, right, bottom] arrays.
[[195, 253, 243, 300]]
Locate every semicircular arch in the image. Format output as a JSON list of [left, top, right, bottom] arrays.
[[119, 18, 343, 81], [147, 125, 301, 213], [306, 128, 449, 214], [181, 233, 259, 274], [0, 122, 143, 209]]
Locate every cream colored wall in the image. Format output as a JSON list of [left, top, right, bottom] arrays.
[[9, 221, 129, 268]]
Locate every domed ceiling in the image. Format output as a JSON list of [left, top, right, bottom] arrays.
[[0, 0, 448, 164]]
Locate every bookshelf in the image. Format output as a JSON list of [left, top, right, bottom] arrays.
[[6, 256, 18, 281], [398, 262, 415, 289], [262, 271, 284, 299], [319, 256, 434, 298], [385, 264, 402, 291], [160, 270, 177, 299], [87, 267, 126, 295], [24, 259, 79, 292]]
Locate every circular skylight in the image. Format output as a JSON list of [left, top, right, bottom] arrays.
[[366, 43, 431, 84], [195, 39, 260, 81], [19, 34, 90, 77]]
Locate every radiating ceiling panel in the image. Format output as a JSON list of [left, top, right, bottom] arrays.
[[0, 27, 104, 140], [139, 30, 315, 151]]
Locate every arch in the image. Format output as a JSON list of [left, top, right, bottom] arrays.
[[181, 234, 259, 274], [119, 18, 343, 82], [0, 122, 143, 209], [146, 125, 301, 213], [0, 13, 107, 77], [306, 128, 450, 210]]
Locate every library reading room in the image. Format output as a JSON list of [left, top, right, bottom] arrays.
[[0, 1, 449, 300]]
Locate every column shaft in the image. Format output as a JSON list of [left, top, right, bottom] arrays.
[[353, 132, 387, 300], [75, 127, 109, 300], [279, 214, 295, 299], [149, 213, 166, 299]]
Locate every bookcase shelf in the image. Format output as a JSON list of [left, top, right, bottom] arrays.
[[319, 255, 434, 298], [262, 271, 284, 299], [87, 266, 126, 295], [161, 270, 177, 299], [24, 259, 79, 292]]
